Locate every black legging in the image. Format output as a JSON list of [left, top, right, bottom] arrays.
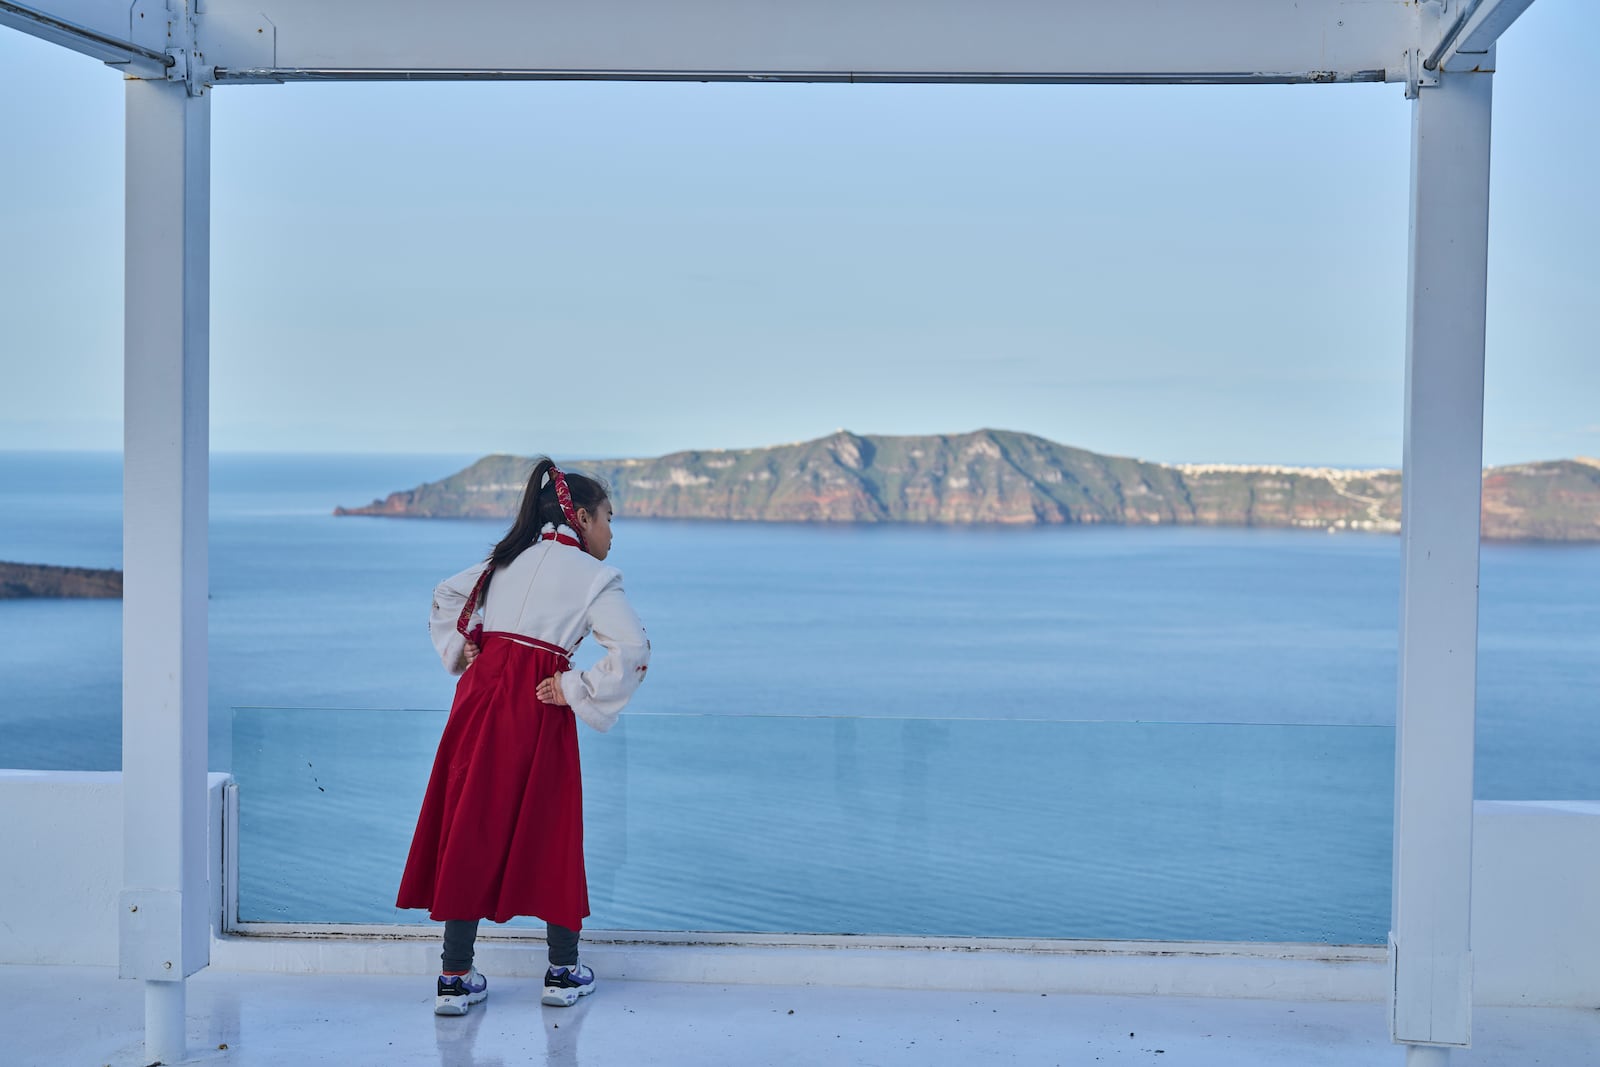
[[442, 919, 579, 972]]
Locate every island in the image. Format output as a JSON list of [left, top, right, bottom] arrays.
[[334, 429, 1600, 542], [0, 561, 123, 599]]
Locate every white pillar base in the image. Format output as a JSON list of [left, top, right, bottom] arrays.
[[144, 979, 186, 1064], [1405, 1046, 1451, 1067]]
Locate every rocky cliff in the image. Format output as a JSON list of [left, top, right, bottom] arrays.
[[333, 430, 1600, 542], [0, 561, 123, 599]]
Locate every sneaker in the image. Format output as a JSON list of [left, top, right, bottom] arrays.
[[435, 969, 489, 1015], [541, 960, 596, 1007]]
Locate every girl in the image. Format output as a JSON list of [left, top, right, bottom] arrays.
[[397, 458, 650, 1014]]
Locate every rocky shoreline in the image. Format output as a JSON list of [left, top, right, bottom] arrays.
[[334, 430, 1600, 543], [0, 561, 123, 600]]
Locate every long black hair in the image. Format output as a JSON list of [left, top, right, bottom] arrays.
[[488, 457, 610, 571]]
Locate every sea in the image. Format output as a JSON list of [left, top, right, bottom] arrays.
[[2, 451, 1597, 945]]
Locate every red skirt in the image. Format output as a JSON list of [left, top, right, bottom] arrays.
[[396, 636, 588, 929]]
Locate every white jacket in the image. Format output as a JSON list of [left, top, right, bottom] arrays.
[[429, 525, 650, 732]]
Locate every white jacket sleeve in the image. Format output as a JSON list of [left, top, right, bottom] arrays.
[[429, 561, 488, 675], [560, 571, 650, 733]]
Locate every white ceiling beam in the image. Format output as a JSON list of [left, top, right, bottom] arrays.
[[0, 0, 171, 77], [1429, 0, 1539, 73], [14, 0, 1546, 90], [194, 0, 1419, 86]]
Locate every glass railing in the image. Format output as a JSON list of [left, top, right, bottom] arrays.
[[230, 708, 1394, 944]]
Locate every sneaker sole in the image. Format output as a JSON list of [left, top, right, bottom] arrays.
[[540, 981, 595, 1007], [435, 989, 488, 1016]]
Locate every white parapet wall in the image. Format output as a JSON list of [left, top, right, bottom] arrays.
[[1471, 799, 1600, 1008], [0, 770, 231, 967], [3, 772, 1597, 1006]]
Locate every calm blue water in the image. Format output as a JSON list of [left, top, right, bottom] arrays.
[[2, 451, 1597, 942]]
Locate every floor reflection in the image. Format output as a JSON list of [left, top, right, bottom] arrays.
[[541, 996, 589, 1067], [199, 984, 242, 1053], [18, 964, 1600, 1067], [430, 988, 591, 1066], [433, 1001, 505, 1067]]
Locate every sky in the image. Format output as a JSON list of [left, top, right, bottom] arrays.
[[0, 4, 1595, 468]]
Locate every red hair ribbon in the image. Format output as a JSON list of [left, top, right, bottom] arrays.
[[547, 463, 587, 551], [457, 564, 492, 644]]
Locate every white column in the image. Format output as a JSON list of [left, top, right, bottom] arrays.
[[1390, 61, 1494, 1055], [1407, 1045, 1455, 1067], [121, 76, 211, 1067]]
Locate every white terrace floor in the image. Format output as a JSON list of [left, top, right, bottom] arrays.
[[10, 965, 1599, 1067]]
